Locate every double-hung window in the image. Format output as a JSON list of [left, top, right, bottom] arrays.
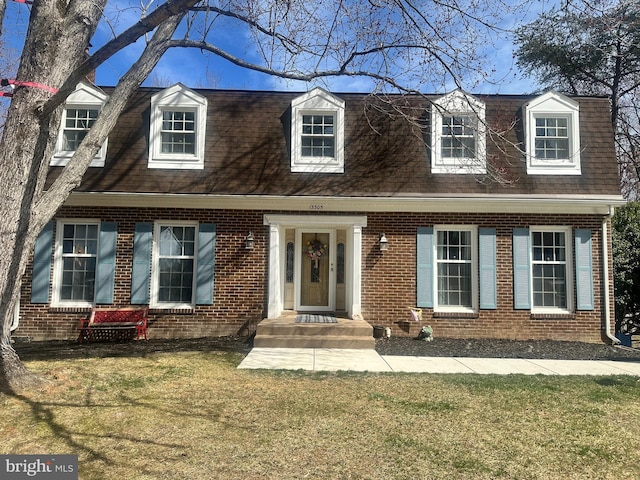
[[52, 221, 99, 305], [63, 108, 99, 151], [32, 220, 117, 307], [431, 90, 486, 174], [132, 222, 216, 308], [531, 229, 569, 310], [161, 110, 196, 155], [436, 229, 474, 309], [301, 114, 335, 158], [525, 92, 581, 174], [417, 226, 486, 313], [291, 87, 344, 173], [52, 82, 109, 167], [441, 115, 476, 159], [153, 224, 196, 306], [535, 117, 569, 160], [513, 226, 590, 314], [149, 83, 207, 169]]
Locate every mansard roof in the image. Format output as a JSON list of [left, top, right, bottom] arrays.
[[46, 87, 621, 198]]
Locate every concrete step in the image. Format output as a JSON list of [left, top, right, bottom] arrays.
[[254, 334, 375, 349], [254, 315, 375, 349], [256, 322, 372, 337]]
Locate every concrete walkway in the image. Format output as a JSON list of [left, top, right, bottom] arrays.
[[238, 347, 640, 375]]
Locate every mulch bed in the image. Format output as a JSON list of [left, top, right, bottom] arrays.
[[13, 335, 640, 362], [376, 337, 640, 361]]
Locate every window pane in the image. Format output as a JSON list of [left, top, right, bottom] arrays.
[[534, 117, 570, 160], [436, 230, 473, 308], [337, 242, 345, 284], [62, 109, 98, 151], [441, 115, 476, 158], [157, 225, 196, 304], [60, 256, 95, 301], [301, 114, 336, 158], [158, 258, 193, 303], [531, 230, 568, 308], [161, 110, 196, 154]]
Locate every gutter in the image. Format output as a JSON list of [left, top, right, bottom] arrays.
[[65, 191, 626, 215], [602, 206, 620, 345]]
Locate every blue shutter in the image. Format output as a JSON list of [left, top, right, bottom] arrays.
[[31, 221, 53, 303], [95, 222, 117, 304], [512, 228, 531, 310], [479, 228, 497, 309], [416, 227, 434, 308], [575, 229, 594, 310], [131, 223, 152, 305], [196, 224, 216, 305]]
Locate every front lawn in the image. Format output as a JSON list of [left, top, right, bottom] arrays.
[[2, 350, 639, 479]]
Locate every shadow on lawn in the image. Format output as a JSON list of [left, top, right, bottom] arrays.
[[14, 336, 254, 362]]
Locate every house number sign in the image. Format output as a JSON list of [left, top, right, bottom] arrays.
[[309, 204, 324, 210]]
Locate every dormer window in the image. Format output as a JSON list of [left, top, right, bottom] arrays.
[[431, 90, 486, 174], [149, 83, 207, 169], [291, 88, 344, 173], [52, 82, 108, 167], [525, 91, 580, 175]]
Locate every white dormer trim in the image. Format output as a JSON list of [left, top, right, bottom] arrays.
[[431, 90, 486, 174], [524, 91, 581, 175], [291, 87, 345, 173], [51, 82, 109, 167], [149, 83, 207, 170]]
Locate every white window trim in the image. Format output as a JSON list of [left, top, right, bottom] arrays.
[[51, 82, 108, 167], [291, 87, 345, 173], [149, 83, 207, 170], [150, 221, 199, 309], [431, 90, 486, 174], [525, 91, 581, 175], [51, 218, 100, 308], [433, 225, 478, 313], [530, 226, 574, 314]]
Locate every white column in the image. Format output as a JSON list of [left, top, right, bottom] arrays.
[[267, 224, 282, 318], [350, 225, 363, 316]]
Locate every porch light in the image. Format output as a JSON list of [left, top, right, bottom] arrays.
[[379, 233, 388, 251], [245, 231, 255, 250]]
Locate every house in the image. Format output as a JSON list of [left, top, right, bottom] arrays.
[[15, 82, 624, 344]]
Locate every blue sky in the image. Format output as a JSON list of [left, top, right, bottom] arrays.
[[2, 0, 557, 94]]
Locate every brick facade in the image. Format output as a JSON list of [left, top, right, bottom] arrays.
[[17, 206, 612, 343]]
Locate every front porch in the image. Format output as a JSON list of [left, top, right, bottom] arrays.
[[254, 312, 375, 349]]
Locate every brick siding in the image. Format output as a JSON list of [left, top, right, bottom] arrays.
[[17, 207, 611, 343]]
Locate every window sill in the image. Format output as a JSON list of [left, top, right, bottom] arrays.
[[530, 312, 575, 320], [148, 159, 204, 170], [49, 305, 93, 313], [149, 307, 194, 315], [433, 311, 479, 319]]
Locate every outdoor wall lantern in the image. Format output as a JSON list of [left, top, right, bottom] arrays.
[[245, 231, 255, 250], [379, 233, 389, 251]]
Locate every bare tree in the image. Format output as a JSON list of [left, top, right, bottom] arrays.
[[0, 0, 524, 391], [514, 0, 640, 197]]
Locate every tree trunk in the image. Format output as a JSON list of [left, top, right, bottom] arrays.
[[0, 338, 45, 393], [0, 1, 188, 392], [0, 0, 106, 391]]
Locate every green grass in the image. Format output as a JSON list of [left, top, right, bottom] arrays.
[[2, 351, 640, 479]]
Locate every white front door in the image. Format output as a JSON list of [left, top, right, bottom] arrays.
[[296, 230, 335, 311], [264, 214, 366, 319]]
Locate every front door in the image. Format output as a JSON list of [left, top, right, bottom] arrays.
[[298, 231, 334, 311]]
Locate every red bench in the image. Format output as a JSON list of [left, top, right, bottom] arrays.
[[78, 307, 148, 343]]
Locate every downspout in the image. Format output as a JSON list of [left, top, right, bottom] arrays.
[[10, 291, 20, 332], [602, 206, 620, 344]]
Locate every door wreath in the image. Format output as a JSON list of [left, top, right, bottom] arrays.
[[307, 238, 327, 267]]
